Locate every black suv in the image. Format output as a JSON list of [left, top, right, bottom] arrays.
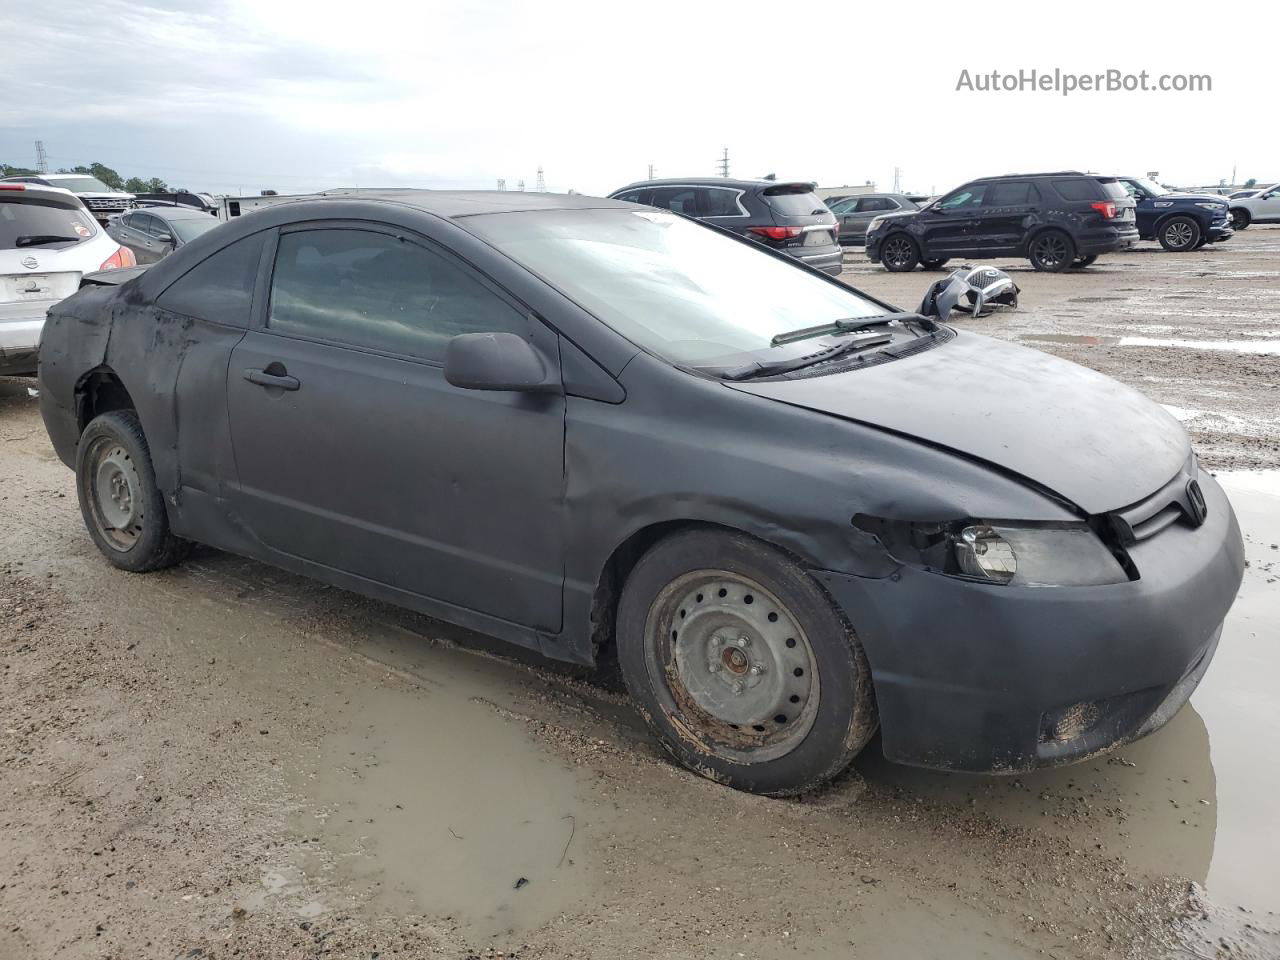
[[865, 172, 1138, 272], [608, 178, 842, 275]]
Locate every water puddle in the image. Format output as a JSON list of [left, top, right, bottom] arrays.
[[861, 471, 1280, 918], [1021, 333, 1280, 355], [283, 626, 610, 943]]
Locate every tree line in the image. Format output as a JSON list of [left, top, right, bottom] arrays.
[[1, 160, 187, 195]]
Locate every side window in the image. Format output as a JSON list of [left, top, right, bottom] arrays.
[[698, 188, 742, 217], [613, 190, 643, 203], [828, 198, 858, 214], [1120, 180, 1142, 199], [937, 185, 987, 210], [267, 228, 528, 363], [156, 231, 266, 327], [986, 181, 1036, 205], [856, 197, 894, 212], [130, 213, 157, 234], [649, 187, 700, 216], [147, 217, 173, 239], [1053, 179, 1098, 201]]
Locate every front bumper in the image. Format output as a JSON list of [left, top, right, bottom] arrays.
[[814, 471, 1244, 773], [1207, 219, 1233, 242], [0, 303, 47, 376]]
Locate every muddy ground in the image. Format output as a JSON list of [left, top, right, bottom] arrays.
[[2, 230, 1279, 960]]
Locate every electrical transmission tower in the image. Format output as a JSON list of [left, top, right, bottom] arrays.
[[647, 163, 655, 180], [717, 147, 729, 178], [35, 140, 48, 173], [893, 166, 901, 193], [535, 166, 546, 192], [496, 178, 507, 191], [517, 179, 526, 192]]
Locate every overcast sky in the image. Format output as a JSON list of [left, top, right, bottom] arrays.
[[2, 0, 1273, 197]]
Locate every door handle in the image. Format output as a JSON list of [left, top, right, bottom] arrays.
[[244, 367, 300, 390]]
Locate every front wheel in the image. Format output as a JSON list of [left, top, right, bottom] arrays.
[[1028, 230, 1076, 271], [76, 410, 192, 572], [616, 530, 877, 796], [1158, 216, 1201, 252], [880, 234, 921, 272], [1230, 208, 1250, 230]]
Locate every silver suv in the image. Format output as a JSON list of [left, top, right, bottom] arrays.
[[0, 173, 135, 224]]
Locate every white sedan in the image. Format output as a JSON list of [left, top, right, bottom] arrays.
[[1, 182, 134, 376]]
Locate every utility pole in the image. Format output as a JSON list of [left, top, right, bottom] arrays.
[[717, 147, 729, 178], [496, 178, 506, 191], [647, 163, 655, 180], [34, 140, 48, 173], [893, 166, 901, 193], [517, 179, 525, 192], [535, 166, 546, 192]]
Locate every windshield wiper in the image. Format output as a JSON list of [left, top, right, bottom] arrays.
[[769, 311, 930, 346], [15, 235, 83, 247], [722, 331, 894, 381]]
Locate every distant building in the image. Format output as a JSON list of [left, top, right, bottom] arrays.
[[814, 183, 877, 200]]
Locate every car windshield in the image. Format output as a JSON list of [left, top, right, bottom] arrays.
[[50, 176, 114, 193], [169, 216, 219, 242], [467, 208, 894, 367], [1133, 178, 1168, 197], [0, 199, 96, 249]]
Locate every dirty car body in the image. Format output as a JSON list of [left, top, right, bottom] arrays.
[[37, 191, 1244, 788]]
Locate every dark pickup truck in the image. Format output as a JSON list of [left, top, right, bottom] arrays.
[[1115, 177, 1232, 251]]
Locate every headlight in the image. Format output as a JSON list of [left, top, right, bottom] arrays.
[[952, 524, 1127, 587], [1195, 202, 1225, 211], [867, 217, 885, 233]]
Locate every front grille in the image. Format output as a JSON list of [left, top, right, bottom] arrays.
[[1106, 460, 1204, 544], [82, 197, 133, 212]]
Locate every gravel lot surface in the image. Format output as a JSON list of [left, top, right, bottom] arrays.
[[2, 230, 1278, 959]]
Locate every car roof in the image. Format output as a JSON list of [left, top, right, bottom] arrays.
[[970, 171, 1097, 182], [0, 182, 80, 200], [264, 189, 630, 218], [141, 205, 216, 220], [610, 178, 816, 193]]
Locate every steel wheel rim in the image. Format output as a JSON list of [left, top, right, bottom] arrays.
[[85, 437, 144, 551], [884, 237, 913, 267], [1034, 235, 1068, 266], [643, 570, 820, 764], [1166, 221, 1194, 248]]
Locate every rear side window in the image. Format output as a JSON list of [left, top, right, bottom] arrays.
[[857, 197, 897, 212], [1093, 178, 1128, 201], [1053, 178, 1103, 201], [267, 228, 528, 363], [649, 187, 700, 216], [986, 181, 1039, 205], [156, 232, 265, 327], [761, 187, 826, 217], [698, 187, 742, 217], [0, 199, 96, 249]]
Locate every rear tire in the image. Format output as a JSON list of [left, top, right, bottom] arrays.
[[76, 410, 193, 572], [615, 529, 877, 796], [880, 234, 920, 272], [1070, 254, 1099, 268], [1230, 208, 1250, 230], [1028, 230, 1075, 272], [921, 258, 950, 270], [1158, 216, 1201, 252]]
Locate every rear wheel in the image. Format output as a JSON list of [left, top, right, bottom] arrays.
[[1028, 230, 1075, 272], [616, 530, 877, 796], [1230, 208, 1250, 230], [1158, 216, 1201, 252], [880, 234, 920, 272], [76, 410, 192, 572], [1070, 254, 1099, 268], [921, 258, 950, 270]]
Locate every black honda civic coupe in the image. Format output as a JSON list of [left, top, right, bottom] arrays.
[[37, 191, 1244, 795]]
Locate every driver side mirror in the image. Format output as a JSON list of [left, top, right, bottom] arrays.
[[155, 233, 173, 244], [444, 332, 560, 393]]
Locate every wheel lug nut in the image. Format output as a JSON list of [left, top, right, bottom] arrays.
[[711, 636, 723, 647], [749, 664, 764, 676], [732, 681, 745, 694], [736, 636, 750, 648], [708, 663, 721, 673]]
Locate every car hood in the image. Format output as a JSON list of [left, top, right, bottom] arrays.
[[1157, 192, 1228, 205], [727, 329, 1189, 515]]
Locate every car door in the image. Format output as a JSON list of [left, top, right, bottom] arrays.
[[144, 214, 178, 261], [975, 180, 1040, 254], [827, 198, 858, 241], [1258, 185, 1280, 221], [849, 196, 895, 242], [117, 213, 158, 263], [224, 221, 567, 631], [1120, 179, 1155, 235], [918, 185, 987, 255]]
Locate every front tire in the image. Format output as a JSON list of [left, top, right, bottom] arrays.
[[616, 529, 877, 796], [76, 410, 192, 572], [1158, 216, 1201, 252], [1230, 208, 1250, 230], [1028, 230, 1075, 271], [880, 234, 920, 272], [1070, 254, 1099, 268]]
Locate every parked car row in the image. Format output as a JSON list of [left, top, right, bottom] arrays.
[[606, 171, 1274, 274]]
